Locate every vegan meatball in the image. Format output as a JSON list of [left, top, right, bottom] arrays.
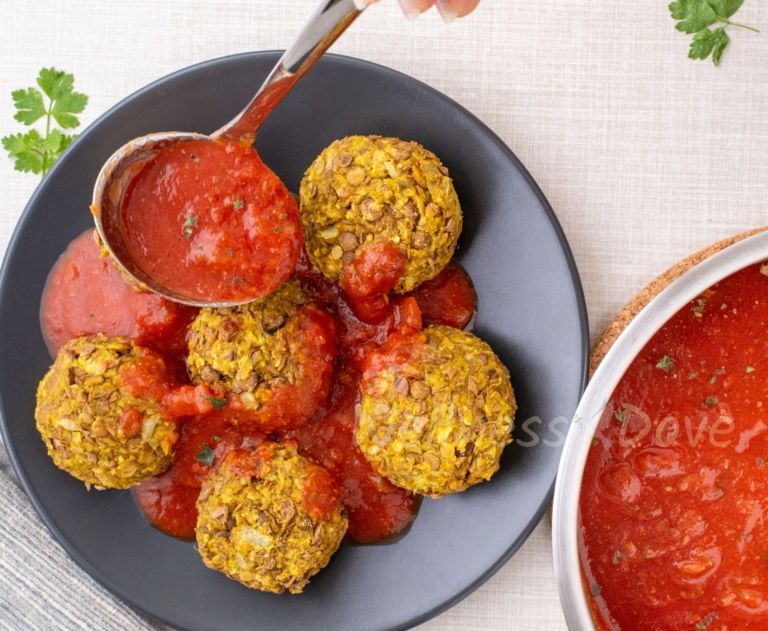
[[196, 442, 347, 594], [356, 325, 516, 497], [299, 135, 462, 296], [35, 335, 178, 489], [186, 280, 337, 430]]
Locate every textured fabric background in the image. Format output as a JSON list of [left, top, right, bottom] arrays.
[[0, 1, 766, 629]]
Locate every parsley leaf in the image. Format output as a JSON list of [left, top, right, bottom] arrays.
[[710, 0, 745, 19], [205, 395, 228, 410], [2, 131, 45, 173], [36, 68, 88, 127], [2, 129, 70, 174], [690, 27, 731, 64], [196, 444, 216, 467], [669, 0, 758, 65], [3, 67, 88, 177], [11, 88, 46, 125], [669, 0, 719, 33], [656, 355, 676, 372], [695, 612, 719, 629], [182, 214, 197, 239]]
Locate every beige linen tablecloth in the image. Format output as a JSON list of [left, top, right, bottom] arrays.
[[1, 1, 766, 629]]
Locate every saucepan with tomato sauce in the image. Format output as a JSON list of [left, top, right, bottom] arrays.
[[554, 229, 768, 630]]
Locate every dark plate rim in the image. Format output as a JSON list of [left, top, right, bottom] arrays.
[[0, 50, 589, 630]]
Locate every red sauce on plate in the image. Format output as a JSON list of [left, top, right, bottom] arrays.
[[581, 263, 768, 630], [120, 139, 302, 303], [410, 261, 476, 329], [40, 230, 196, 356], [134, 411, 265, 539], [290, 368, 419, 543]]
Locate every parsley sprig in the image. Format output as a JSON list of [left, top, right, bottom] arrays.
[[669, 0, 759, 65], [2, 67, 88, 177]]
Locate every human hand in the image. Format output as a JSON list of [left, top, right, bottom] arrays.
[[353, 0, 481, 23]]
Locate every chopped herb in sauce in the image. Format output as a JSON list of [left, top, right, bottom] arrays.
[[212, 435, 222, 443], [232, 197, 244, 210], [688, 370, 699, 380], [591, 582, 602, 597], [695, 612, 718, 629], [611, 550, 625, 565], [613, 409, 626, 425], [693, 297, 708, 317], [656, 355, 675, 372], [705, 396, 719, 407], [205, 395, 228, 410], [746, 366, 756, 373], [196, 444, 215, 467], [182, 213, 197, 239]]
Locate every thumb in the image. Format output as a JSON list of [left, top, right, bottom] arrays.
[[354, 0, 438, 19], [435, 0, 481, 20]]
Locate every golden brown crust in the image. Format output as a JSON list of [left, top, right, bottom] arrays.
[[356, 325, 516, 498], [195, 443, 347, 594], [187, 280, 310, 407], [299, 135, 462, 293], [590, 228, 767, 373], [35, 335, 177, 489]]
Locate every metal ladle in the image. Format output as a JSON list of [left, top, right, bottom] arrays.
[[91, 0, 364, 307]]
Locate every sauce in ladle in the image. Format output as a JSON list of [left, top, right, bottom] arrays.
[[120, 139, 302, 303]]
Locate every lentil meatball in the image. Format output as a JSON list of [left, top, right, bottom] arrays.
[[35, 335, 178, 489], [356, 325, 516, 497], [196, 442, 347, 594], [299, 135, 462, 295], [186, 280, 337, 430]]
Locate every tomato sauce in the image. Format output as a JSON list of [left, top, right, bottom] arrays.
[[134, 411, 265, 539], [43, 225, 475, 543], [342, 242, 407, 299], [224, 306, 338, 431], [121, 139, 301, 303], [581, 263, 768, 630], [290, 368, 419, 543], [410, 261, 476, 329], [302, 462, 345, 523], [40, 230, 196, 356]]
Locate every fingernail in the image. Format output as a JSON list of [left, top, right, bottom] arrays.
[[398, 0, 423, 20], [353, 0, 368, 10], [435, 0, 458, 23]]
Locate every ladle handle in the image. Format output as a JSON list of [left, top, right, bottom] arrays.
[[215, 0, 363, 143]]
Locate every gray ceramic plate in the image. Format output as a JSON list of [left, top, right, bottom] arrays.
[[0, 52, 588, 630]]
